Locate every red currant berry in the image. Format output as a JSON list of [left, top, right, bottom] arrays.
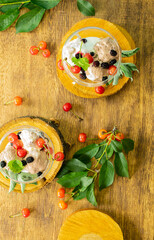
[[115, 133, 124, 141], [17, 148, 27, 158], [8, 133, 18, 143], [13, 140, 23, 149], [108, 65, 117, 75], [58, 200, 68, 210], [84, 53, 93, 63], [58, 59, 64, 70], [107, 134, 115, 145], [78, 133, 87, 143], [57, 188, 65, 198], [29, 46, 39, 55], [36, 138, 45, 148], [14, 96, 22, 106], [42, 49, 51, 58], [70, 65, 81, 74], [38, 41, 47, 50], [63, 103, 72, 112], [95, 86, 105, 94], [22, 208, 30, 218], [54, 152, 64, 161]]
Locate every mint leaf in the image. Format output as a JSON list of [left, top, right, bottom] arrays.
[[77, 0, 95, 16], [122, 138, 134, 154], [110, 140, 123, 152], [72, 57, 90, 71], [18, 172, 37, 182], [74, 144, 99, 161], [8, 160, 24, 173], [122, 48, 139, 58], [113, 69, 123, 86], [57, 171, 88, 188], [86, 182, 97, 206], [114, 152, 129, 177], [120, 63, 139, 81], [99, 161, 114, 190], [31, 0, 61, 9], [80, 176, 93, 192], [0, 9, 19, 31], [8, 171, 18, 193], [15, 6, 45, 33], [64, 158, 88, 172], [20, 183, 26, 193]]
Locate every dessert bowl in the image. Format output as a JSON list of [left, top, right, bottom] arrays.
[[0, 117, 65, 193], [62, 26, 122, 87]]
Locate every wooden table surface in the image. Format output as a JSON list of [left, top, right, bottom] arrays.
[[0, 0, 153, 239]]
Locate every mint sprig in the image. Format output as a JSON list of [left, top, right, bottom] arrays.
[[8, 159, 24, 173], [122, 48, 139, 58], [72, 57, 90, 71], [57, 128, 134, 206]]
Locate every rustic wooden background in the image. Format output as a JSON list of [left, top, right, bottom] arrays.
[[0, 0, 153, 239]]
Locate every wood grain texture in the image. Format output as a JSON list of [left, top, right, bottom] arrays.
[[0, 0, 153, 240], [57, 18, 135, 98]]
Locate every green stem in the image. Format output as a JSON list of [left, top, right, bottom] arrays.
[[9, 212, 22, 218], [70, 110, 83, 121], [87, 138, 99, 141], [0, 1, 30, 6], [95, 142, 108, 168], [86, 168, 95, 173]]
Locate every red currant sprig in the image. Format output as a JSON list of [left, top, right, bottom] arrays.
[[9, 208, 30, 218], [29, 41, 51, 58], [63, 103, 83, 121], [4, 96, 23, 106]]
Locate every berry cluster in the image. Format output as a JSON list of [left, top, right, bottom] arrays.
[[29, 41, 51, 58], [57, 188, 68, 210]]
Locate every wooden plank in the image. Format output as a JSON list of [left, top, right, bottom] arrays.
[[0, 0, 153, 239]]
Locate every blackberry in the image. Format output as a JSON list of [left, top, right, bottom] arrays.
[[109, 59, 117, 65], [102, 76, 108, 81], [90, 52, 95, 56], [81, 38, 87, 43], [26, 156, 34, 163], [79, 73, 87, 80], [80, 67, 85, 74], [21, 160, 27, 166], [110, 50, 117, 56], [75, 53, 82, 59], [101, 62, 109, 69], [17, 132, 21, 140], [0, 161, 6, 168], [37, 171, 42, 177], [93, 61, 100, 67]]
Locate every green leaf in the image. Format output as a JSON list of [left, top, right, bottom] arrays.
[[99, 161, 114, 190], [56, 164, 70, 178], [113, 69, 122, 86], [0, 4, 20, 13], [72, 57, 90, 71], [86, 182, 97, 206], [64, 158, 88, 172], [96, 144, 113, 165], [8, 159, 24, 173], [122, 48, 139, 57], [114, 152, 129, 177], [80, 176, 93, 192], [20, 183, 26, 193], [120, 63, 139, 81], [31, 0, 61, 9], [74, 144, 99, 161], [73, 186, 87, 200], [18, 172, 37, 182], [0, 9, 19, 31], [77, 0, 95, 16], [8, 171, 18, 193], [122, 138, 134, 154], [9, 180, 17, 193], [15, 6, 45, 33], [95, 144, 106, 159], [110, 140, 123, 152], [57, 171, 88, 188], [23, 2, 37, 10]]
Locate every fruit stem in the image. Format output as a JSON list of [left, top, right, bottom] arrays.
[[95, 142, 108, 168], [87, 138, 99, 141], [9, 212, 22, 218], [4, 100, 14, 105], [0, 1, 30, 6], [70, 110, 83, 121]]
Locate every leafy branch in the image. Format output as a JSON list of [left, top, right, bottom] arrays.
[[57, 127, 134, 206], [0, 0, 95, 33]]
